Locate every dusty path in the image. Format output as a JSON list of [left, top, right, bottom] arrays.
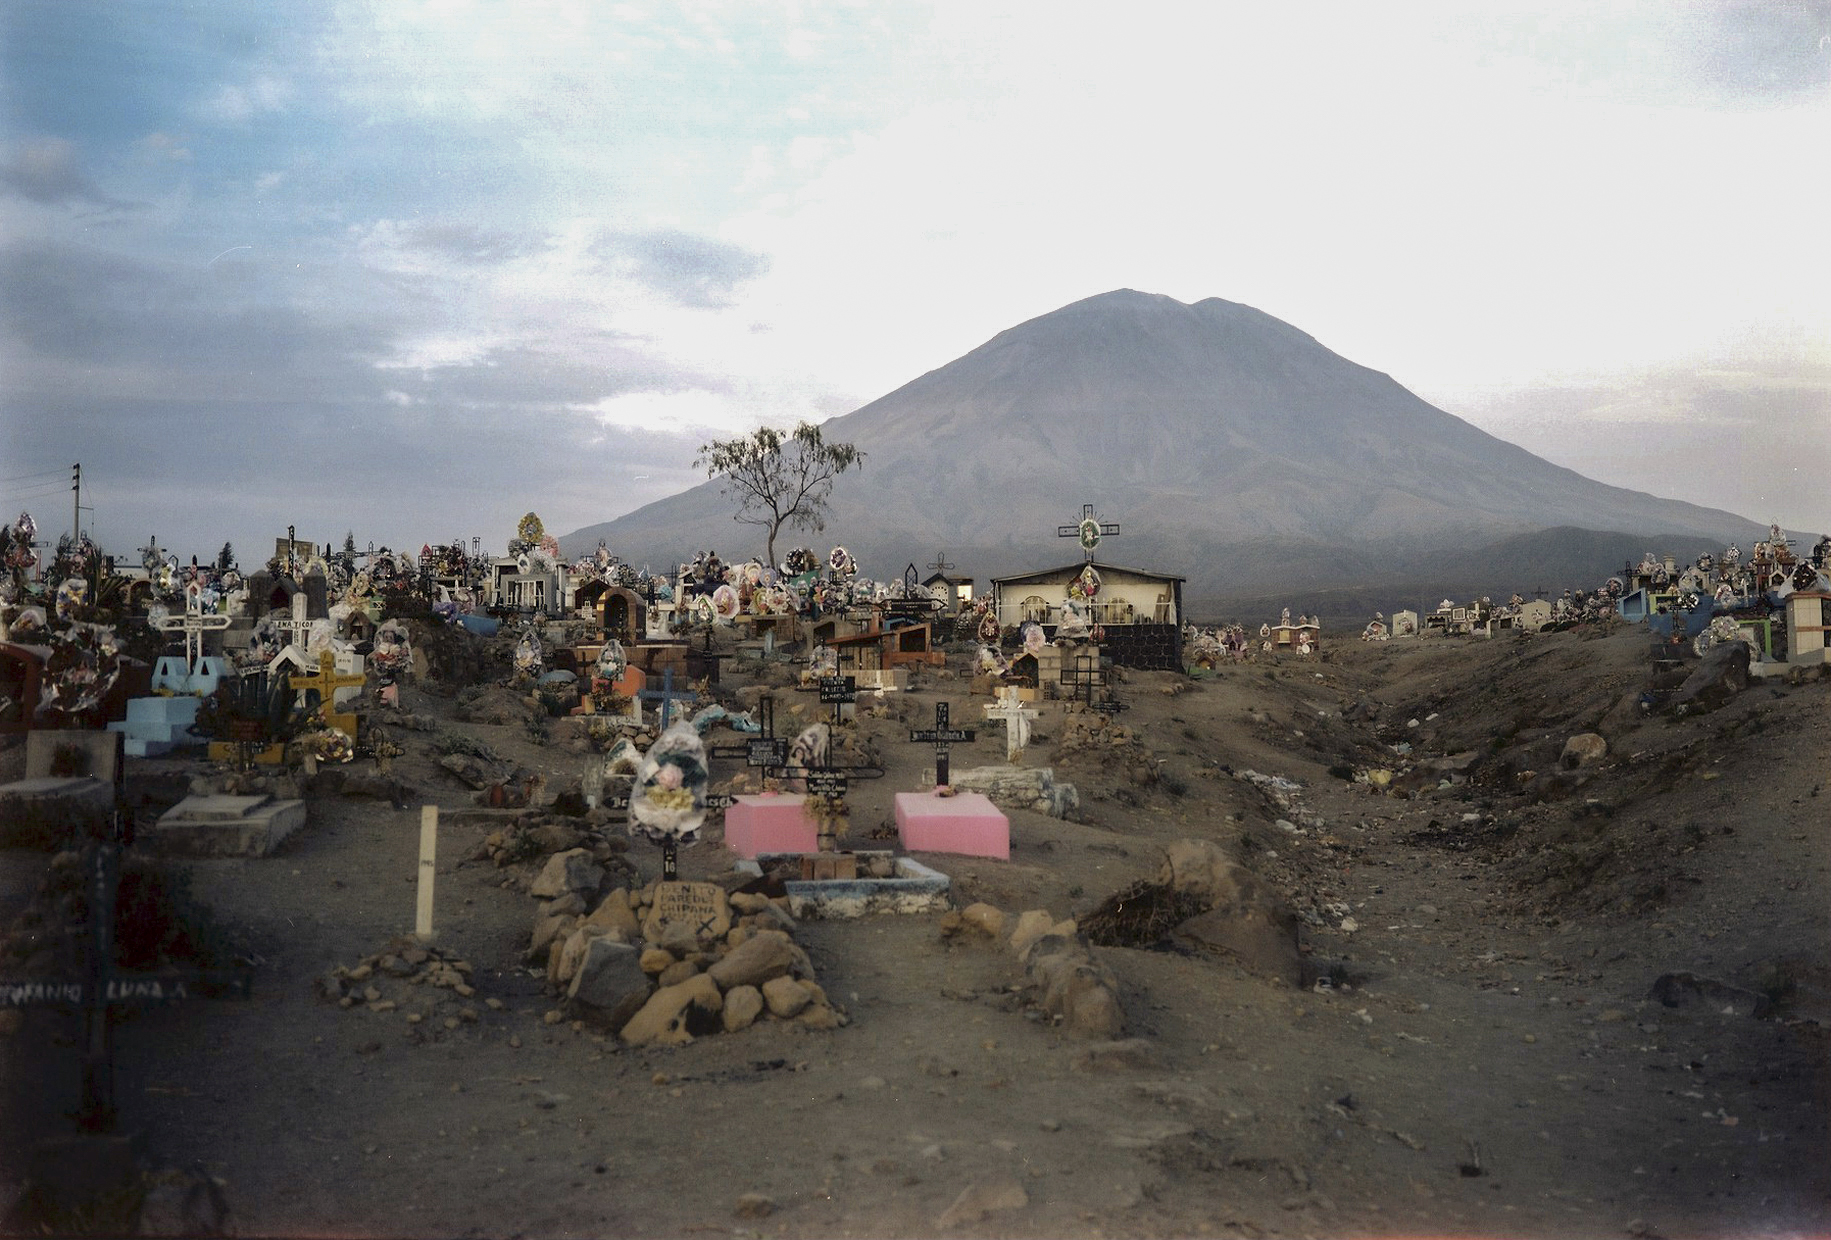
[[1, 629, 1825, 1237]]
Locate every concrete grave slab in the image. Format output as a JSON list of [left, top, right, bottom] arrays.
[[151, 794, 307, 858]]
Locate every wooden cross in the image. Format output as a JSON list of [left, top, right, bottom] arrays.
[[909, 701, 975, 787], [289, 650, 366, 739], [1057, 503, 1120, 563], [0, 823, 250, 1130], [151, 585, 230, 685], [982, 688, 1039, 761]]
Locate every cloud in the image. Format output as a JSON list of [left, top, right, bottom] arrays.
[[199, 73, 294, 123], [593, 229, 770, 308], [0, 138, 131, 208], [1446, 359, 1831, 532], [136, 132, 193, 162]]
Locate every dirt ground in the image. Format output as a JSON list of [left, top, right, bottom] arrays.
[[1, 623, 1827, 1239]]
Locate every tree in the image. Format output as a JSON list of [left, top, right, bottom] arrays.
[[216, 542, 235, 575], [696, 422, 864, 567]]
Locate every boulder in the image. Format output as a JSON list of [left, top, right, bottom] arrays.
[[583, 890, 640, 940], [761, 974, 812, 1019], [1173, 905, 1302, 986], [1559, 733, 1608, 769], [527, 910, 578, 965], [959, 902, 1007, 939], [1154, 839, 1301, 983], [1026, 939, 1124, 1039], [620, 973, 723, 1046], [1669, 640, 1750, 714], [706, 930, 801, 991], [722, 985, 764, 1032], [1157, 839, 1254, 908], [1007, 909, 1056, 958], [566, 938, 649, 1033], [656, 959, 700, 988], [530, 849, 604, 900]]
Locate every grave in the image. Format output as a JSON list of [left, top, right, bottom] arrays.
[[0, 642, 49, 736], [1785, 592, 1831, 665], [0, 730, 122, 847], [894, 790, 1010, 859], [149, 793, 308, 858], [735, 850, 951, 919], [0, 824, 251, 1131], [107, 694, 203, 757], [724, 794, 820, 859]]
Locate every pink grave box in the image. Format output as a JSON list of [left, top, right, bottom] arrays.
[[894, 791, 1009, 860], [724, 794, 819, 859]]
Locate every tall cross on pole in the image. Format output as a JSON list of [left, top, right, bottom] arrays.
[[152, 584, 230, 686], [1057, 503, 1120, 564]]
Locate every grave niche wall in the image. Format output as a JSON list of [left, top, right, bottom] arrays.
[[1100, 622, 1183, 671]]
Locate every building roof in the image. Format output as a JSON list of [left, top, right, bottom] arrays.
[[990, 560, 1186, 587]]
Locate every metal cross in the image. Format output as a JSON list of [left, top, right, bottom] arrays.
[[927, 550, 956, 576], [909, 701, 975, 787], [0, 820, 250, 1130], [1057, 503, 1120, 563]]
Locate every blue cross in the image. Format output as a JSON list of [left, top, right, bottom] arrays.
[[638, 667, 686, 729]]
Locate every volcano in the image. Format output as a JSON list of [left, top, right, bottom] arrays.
[[562, 290, 1761, 617]]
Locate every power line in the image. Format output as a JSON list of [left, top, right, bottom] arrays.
[[0, 467, 70, 486]]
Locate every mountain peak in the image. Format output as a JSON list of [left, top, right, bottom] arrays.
[[563, 290, 1760, 609]]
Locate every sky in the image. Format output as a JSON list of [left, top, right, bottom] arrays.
[[2, 0, 1826, 568]]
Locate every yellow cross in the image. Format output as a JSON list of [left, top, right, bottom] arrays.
[[289, 651, 366, 739]]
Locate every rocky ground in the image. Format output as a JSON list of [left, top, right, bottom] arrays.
[[0, 622, 1826, 1238]]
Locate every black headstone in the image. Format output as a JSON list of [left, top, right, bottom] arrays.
[[303, 569, 329, 619]]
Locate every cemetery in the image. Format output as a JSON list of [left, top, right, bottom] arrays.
[[0, 505, 1825, 1237]]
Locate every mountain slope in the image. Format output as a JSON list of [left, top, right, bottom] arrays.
[[563, 290, 1762, 610]]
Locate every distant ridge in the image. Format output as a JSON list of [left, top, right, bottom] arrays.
[[563, 290, 1763, 616]]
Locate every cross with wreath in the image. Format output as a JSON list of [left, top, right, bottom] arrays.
[[1057, 503, 1120, 563]]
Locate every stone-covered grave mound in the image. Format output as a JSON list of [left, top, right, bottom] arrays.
[[524, 849, 847, 1048], [314, 937, 491, 1034]]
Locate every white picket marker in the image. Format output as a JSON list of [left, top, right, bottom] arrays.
[[415, 806, 438, 941]]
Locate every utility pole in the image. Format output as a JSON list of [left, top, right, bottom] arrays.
[[71, 463, 80, 542]]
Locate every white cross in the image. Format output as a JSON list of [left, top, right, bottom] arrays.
[[152, 584, 230, 683], [982, 687, 1039, 762], [268, 592, 317, 676]]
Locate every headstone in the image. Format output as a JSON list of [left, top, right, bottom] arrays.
[[303, 568, 329, 619], [641, 880, 732, 943]]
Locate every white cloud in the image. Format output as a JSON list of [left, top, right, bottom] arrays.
[[200, 75, 294, 123]]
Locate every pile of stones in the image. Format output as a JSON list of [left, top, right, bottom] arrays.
[[942, 902, 1124, 1039], [525, 850, 846, 1048], [314, 935, 494, 1032], [473, 816, 639, 882]]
